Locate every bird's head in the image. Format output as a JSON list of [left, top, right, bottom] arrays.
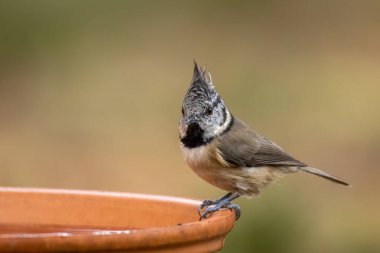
[[179, 62, 232, 148]]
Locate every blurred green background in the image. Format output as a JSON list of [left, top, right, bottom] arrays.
[[1, 1, 379, 252]]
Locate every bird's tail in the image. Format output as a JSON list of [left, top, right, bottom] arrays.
[[300, 167, 351, 186]]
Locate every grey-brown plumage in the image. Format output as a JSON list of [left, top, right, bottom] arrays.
[[179, 62, 350, 220]]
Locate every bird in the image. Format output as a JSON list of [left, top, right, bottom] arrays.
[[179, 61, 350, 221]]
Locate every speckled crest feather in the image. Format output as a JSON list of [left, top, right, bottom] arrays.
[[183, 62, 221, 113]]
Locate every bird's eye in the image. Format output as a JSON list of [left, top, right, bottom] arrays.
[[205, 108, 213, 116]]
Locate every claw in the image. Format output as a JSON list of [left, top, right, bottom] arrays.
[[198, 192, 241, 221], [198, 199, 218, 216], [197, 199, 215, 215], [198, 201, 241, 221], [224, 202, 241, 220], [200, 199, 215, 209], [199, 206, 216, 220]]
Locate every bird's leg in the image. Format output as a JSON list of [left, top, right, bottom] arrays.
[[199, 192, 241, 221], [199, 192, 234, 211]]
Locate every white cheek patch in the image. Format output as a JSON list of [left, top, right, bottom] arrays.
[[208, 110, 232, 137]]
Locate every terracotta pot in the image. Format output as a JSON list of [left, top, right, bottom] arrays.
[[0, 187, 235, 252]]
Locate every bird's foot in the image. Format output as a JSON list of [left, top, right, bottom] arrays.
[[198, 199, 217, 213], [197, 192, 234, 216], [199, 199, 241, 221]]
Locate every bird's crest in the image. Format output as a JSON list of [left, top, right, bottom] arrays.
[[185, 61, 220, 109]]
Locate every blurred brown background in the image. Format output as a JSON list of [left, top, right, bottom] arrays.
[[0, 1, 379, 252]]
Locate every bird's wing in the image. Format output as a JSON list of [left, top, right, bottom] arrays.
[[217, 117, 306, 168], [249, 137, 306, 167]]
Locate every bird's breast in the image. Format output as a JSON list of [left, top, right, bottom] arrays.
[[180, 143, 238, 192], [181, 144, 211, 169]]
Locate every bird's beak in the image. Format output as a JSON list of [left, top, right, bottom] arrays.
[[179, 115, 197, 136]]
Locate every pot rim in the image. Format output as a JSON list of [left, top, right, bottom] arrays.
[[0, 187, 236, 252]]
